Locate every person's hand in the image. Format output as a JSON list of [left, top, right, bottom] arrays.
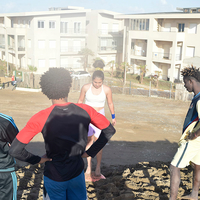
[[112, 118, 116, 126], [186, 131, 198, 141], [39, 154, 52, 164], [81, 152, 89, 158]]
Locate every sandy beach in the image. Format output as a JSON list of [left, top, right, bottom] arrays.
[[0, 89, 195, 199]]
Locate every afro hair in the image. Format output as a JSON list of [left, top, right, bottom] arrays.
[[39, 68, 72, 100]]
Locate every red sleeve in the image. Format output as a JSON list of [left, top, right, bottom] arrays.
[[77, 104, 110, 129], [16, 106, 55, 144]]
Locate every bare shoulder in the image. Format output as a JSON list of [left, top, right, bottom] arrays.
[[103, 84, 112, 94], [82, 83, 91, 91]]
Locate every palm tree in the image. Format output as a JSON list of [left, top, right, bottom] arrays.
[[137, 65, 147, 84], [106, 60, 116, 77], [120, 62, 130, 93], [78, 48, 94, 71]]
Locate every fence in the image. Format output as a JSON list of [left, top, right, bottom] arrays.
[[175, 84, 193, 101], [13, 73, 193, 101]]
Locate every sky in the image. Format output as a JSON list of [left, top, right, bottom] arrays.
[[0, 0, 200, 14]]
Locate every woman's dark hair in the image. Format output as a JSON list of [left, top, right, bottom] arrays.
[[39, 68, 72, 100], [93, 60, 105, 69], [92, 70, 104, 81], [181, 65, 200, 82]]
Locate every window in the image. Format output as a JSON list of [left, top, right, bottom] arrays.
[[178, 23, 185, 32], [11, 20, 14, 28], [49, 40, 56, 48], [49, 59, 56, 68], [60, 40, 68, 52], [73, 41, 81, 51], [38, 21, 44, 28], [74, 22, 81, 33], [188, 23, 197, 34], [130, 19, 149, 31], [100, 39, 107, 50], [112, 39, 117, 50], [38, 59, 45, 68], [38, 40, 45, 49], [60, 22, 68, 33], [49, 21, 56, 29]]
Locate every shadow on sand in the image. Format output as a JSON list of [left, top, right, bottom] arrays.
[[15, 140, 194, 200]]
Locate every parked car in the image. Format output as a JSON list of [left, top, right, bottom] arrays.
[[71, 71, 91, 79]]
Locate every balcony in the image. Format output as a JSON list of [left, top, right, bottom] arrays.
[[98, 29, 123, 35], [60, 46, 85, 54], [152, 52, 172, 60], [98, 46, 122, 52], [18, 46, 25, 51], [131, 49, 146, 57], [60, 29, 87, 35]]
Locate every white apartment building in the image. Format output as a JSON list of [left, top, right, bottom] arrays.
[[0, 7, 124, 74], [116, 7, 200, 82], [0, 7, 90, 74]]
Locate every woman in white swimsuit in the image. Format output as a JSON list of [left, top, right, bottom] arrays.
[[78, 68, 116, 181]]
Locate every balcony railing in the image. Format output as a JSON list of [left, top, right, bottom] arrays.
[[98, 29, 123, 35], [60, 29, 87, 34], [18, 47, 25, 51], [131, 49, 146, 57], [60, 46, 85, 53], [152, 52, 172, 60], [98, 46, 122, 51]]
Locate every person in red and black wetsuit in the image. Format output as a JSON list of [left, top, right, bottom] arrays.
[[9, 68, 116, 200]]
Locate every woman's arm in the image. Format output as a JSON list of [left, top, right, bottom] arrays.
[[77, 85, 87, 103], [105, 86, 116, 126]]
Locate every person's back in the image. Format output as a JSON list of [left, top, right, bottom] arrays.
[[0, 113, 19, 200], [9, 68, 116, 200]]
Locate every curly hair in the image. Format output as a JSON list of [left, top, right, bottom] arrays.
[[92, 70, 104, 81], [181, 65, 200, 82], [93, 60, 105, 69], [39, 68, 72, 100]]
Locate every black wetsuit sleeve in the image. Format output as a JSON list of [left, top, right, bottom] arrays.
[[9, 138, 41, 165], [86, 123, 115, 158]]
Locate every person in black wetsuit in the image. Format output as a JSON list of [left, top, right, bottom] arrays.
[[9, 67, 116, 200], [0, 113, 19, 200]]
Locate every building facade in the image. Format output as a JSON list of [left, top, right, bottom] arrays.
[[0, 7, 124, 74], [116, 7, 200, 82], [0, 7, 200, 82]]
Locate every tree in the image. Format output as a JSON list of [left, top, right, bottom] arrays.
[[137, 65, 147, 84], [106, 60, 116, 77], [120, 62, 130, 94], [28, 65, 37, 72], [78, 48, 94, 71]]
